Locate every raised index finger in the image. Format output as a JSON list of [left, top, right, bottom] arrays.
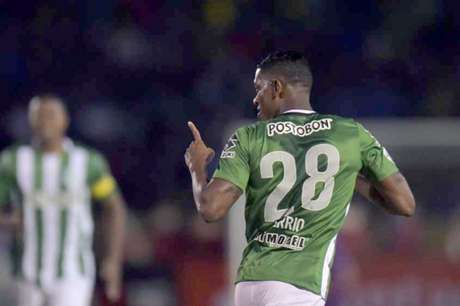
[[187, 121, 202, 142]]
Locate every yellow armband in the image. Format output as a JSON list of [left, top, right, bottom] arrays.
[[91, 175, 116, 200]]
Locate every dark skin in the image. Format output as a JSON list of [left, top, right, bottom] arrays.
[[185, 68, 415, 222], [0, 98, 126, 302], [355, 174, 414, 217]]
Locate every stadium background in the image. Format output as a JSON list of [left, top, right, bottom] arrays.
[[1, 1, 460, 306]]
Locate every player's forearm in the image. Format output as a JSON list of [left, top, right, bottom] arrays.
[[191, 166, 238, 222], [102, 196, 126, 262], [190, 166, 215, 221]]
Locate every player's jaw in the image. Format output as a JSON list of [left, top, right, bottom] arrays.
[[254, 98, 280, 120], [254, 101, 265, 120], [34, 124, 64, 143], [253, 70, 281, 120], [255, 102, 264, 120]]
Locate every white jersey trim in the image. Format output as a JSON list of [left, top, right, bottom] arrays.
[[320, 235, 337, 298], [18, 147, 36, 282], [282, 109, 316, 115], [320, 203, 351, 298], [41, 153, 60, 288]]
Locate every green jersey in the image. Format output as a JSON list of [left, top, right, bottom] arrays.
[[0, 139, 118, 287], [213, 110, 398, 298]]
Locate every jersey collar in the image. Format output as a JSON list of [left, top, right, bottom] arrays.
[[63, 138, 74, 151], [31, 137, 74, 153], [280, 109, 316, 116]]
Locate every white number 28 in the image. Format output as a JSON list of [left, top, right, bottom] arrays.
[[260, 144, 340, 222]]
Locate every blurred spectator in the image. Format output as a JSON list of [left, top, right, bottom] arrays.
[[445, 209, 460, 263], [175, 214, 226, 306]]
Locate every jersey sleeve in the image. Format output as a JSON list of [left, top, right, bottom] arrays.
[[212, 127, 251, 192], [0, 149, 16, 206], [87, 151, 119, 202], [357, 123, 399, 182]]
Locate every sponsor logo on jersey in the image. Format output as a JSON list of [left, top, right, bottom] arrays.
[[273, 215, 305, 232], [221, 134, 238, 159], [24, 191, 89, 208], [254, 232, 309, 251], [267, 118, 333, 137], [254, 216, 309, 251]]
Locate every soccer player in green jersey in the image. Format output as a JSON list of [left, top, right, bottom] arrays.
[[185, 51, 415, 306], [0, 95, 126, 306]]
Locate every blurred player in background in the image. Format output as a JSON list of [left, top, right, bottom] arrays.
[[185, 51, 416, 306], [0, 94, 126, 306]]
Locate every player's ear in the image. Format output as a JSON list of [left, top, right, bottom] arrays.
[[271, 79, 284, 99]]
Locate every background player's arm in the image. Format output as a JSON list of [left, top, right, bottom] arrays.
[[0, 149, 20, 230], [185, 122, 243, 222], [89, 152, 126, 301], [99, 194, 126, 263], [356, 173, 415, 217], [99, 193, 126, 301]]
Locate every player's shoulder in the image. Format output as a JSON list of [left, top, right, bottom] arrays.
[[236, 120, 265, 133], [232, 120, 269, 141], [315, 113, 366, 134], [316, 113, 358, 126], [335, 115, 373, 135], [0, 144, 22, 155], [0, 142, 31, 158], [0, 144, 22, 166], [0, 143, 30, 172], [69, 140, 107, 162]]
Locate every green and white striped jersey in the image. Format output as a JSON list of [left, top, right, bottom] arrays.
[[213, 111, 398, 299], [0, 139, 118, 287]]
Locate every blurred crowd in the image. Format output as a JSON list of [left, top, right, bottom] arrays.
[[1, 1, 460, 305], [1, 0, 460, 203]]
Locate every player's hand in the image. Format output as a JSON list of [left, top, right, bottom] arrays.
[[185, 121, 215, 172], [100, 257, 122, 302]]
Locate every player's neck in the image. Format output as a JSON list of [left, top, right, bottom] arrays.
[[280, 101, 313, 113], [34, 138, 65, 153], [281, 105, 313, 113], [280, 94, 313, 113]]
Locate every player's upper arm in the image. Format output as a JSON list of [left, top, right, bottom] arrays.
[[199, 178, 243, 222], [87, 150, 119, 203], [357, 122, 398, 181], [200, 127, 250, 222], [212, 127, 251, 192], [373, 172, 415, 217], [357, 123, 415, 216]]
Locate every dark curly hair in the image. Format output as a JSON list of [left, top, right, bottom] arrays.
[[257, 51, 313, 89]]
